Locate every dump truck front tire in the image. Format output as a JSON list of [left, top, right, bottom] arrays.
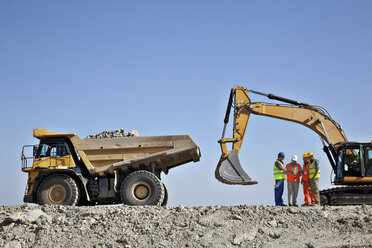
[[37, 174, 80, 206], [120, 170, 164, 206]]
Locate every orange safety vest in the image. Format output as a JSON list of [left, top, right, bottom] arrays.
[[286, 163, 301, 182], [302, 161, 311, 182]]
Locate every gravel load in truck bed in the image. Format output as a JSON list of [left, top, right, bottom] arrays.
[[1, 204, 372, 248], [86, 129, 139, 139]]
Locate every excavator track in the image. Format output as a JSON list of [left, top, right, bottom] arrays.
[[320, 185, 372, 206]]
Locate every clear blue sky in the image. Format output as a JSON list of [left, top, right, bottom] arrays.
[[1, 1, 371, 206]]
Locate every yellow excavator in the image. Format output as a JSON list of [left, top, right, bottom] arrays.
[[216, 86, 372, 205]]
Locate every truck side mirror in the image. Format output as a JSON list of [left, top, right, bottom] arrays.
[[33, 146, 37, 157]]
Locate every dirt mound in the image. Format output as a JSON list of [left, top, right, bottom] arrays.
[[86, 129, 139, 139], [1, 204, 371, 248]]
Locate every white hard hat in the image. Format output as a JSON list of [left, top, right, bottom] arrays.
[[291, 155, 298, 161]]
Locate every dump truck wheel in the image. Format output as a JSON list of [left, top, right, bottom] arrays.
[[120, 170, 164, 206], [37, 174, 80, 206], [161, 183, 168, 206]]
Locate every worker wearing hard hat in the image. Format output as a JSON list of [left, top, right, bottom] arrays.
[[308, 152, 321, 206], [301, 153, 315, 206], [286, 155, 301, 206], [274, 152, 290, 206]]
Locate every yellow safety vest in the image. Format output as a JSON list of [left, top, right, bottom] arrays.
[[274, 160, 286, 180], [309, 159, 320, 179]]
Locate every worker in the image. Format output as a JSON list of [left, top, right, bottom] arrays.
[[308, 152, 320, 206], [301, 153, 315, 206], [286, 155, 301, 206], [274, 152, 289, 206]]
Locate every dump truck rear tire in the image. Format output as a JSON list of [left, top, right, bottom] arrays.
[[161, 183, 168, 206], [120, 170, 164, 206], [37, 174, 80, 206]]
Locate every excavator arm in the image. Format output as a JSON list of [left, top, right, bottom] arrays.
[[216, 86, 348, 185]]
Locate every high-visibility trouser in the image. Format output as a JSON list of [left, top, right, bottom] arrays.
[[303, 182, 315, 205]]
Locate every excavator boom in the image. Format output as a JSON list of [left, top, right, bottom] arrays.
[[216, 86, 348, 185]]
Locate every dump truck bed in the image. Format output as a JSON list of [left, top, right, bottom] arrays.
[[74, 135, 200, 175]]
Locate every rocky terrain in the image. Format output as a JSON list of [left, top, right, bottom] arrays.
[[86, 129, 139, 139], [1, 204, 372, 248]]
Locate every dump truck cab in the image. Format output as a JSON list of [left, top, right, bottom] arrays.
[[22, 129, 201, 206], [33, 138, 76, 168], [22, 131, 92, 205]]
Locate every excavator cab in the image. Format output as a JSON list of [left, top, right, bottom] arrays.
[[335, 142, 372, 184]]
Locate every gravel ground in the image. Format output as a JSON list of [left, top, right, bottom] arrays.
[[86, 129, 139, 139], [1, 204, 372, 248]]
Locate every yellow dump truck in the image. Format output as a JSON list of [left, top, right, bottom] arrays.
[[21, 129, 201, 206]]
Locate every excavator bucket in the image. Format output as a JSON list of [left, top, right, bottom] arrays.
[[215, 151, 258, 185]]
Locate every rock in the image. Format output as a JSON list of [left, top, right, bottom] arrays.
[[4, 209, 49, 224], [176, 205, 185, 212], [277, 218, 284, 225], [287, 208, 299, 214], [352, 220, 363, 228], [306, 242, 315, 248], [214, 222, 223, 227], [232, 235, 242, 245], [197, 217, 211, 227], [269, 231, 281, 239], [3, 241, 22, 248], [320, 210, 329, 218], [232, 231, 257, 245], [86, 129, 139, 139], [173, 220, 188, 228], [128, 130, 139, 137], [268, 219, 277, 227], [337, 218, 348, 225], [232, 214, 242, 220]]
